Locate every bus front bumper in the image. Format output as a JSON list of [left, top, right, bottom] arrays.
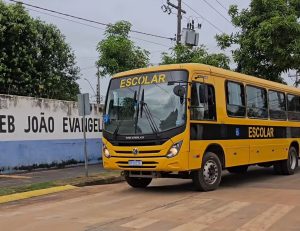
[[103, 154, 189, 172]]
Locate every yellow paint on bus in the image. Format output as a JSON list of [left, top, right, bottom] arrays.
[[102, 63, 300, 190]]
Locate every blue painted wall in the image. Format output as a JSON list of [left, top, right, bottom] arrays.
[[0, 138, 102, 171]]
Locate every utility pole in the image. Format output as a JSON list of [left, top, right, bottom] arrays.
[[77, 93, 91, 177], [176, 0, 182, 44], [96, 67, 101, 104], [163, 0, 186, 44]]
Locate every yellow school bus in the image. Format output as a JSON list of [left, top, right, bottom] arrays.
[[102, 63, 300, 191]]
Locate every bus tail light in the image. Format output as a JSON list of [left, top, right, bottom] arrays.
[[166, 141, 183, 158], [103, 144, 111, 158]]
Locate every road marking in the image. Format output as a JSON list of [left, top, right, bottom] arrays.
[[170, 222, 207, 231], [237, 204, 294, 231], [0, 175, 31, 179], [196, 201, 250, 224], [164, 198, 212, 212], [0, 185, 77, 204], [121, 217, 159, 229], [98, 194, 136, 206]]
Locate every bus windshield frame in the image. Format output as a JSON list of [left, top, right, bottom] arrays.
[[103, 70, 188, 138]]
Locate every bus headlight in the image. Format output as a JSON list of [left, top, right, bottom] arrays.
[[166, 141, 182, 158], [103, 144, 111, 158]]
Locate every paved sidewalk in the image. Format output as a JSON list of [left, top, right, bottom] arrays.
[[0, 163, 105, 188]]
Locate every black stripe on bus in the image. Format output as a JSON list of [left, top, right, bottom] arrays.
[[190, 123, 300, 140]]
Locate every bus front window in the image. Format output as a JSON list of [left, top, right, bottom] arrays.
[[103, 71, 188, 135]]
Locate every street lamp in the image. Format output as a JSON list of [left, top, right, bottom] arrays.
[[83, 78, 96, 96]]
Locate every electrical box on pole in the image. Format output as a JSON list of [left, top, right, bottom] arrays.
[[182, 28, 199, 47]]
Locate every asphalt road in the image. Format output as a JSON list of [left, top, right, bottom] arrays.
[[1, 166, 300, 231]]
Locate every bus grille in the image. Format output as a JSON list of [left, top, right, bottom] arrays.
[[110, 139, 167, 146], [116, 161, 158, 169], [114, 150, 160, 155]]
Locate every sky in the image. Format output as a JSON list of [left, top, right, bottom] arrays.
[[7, 0, 293, 103]]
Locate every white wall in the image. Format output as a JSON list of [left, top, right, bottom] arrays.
[[0, 94, 102, 172]]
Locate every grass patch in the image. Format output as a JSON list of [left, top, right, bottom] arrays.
[[0, 181, 57, 196], [0, 171, 123, 197]]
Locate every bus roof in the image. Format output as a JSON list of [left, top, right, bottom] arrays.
[[113, 63, 300, 94]]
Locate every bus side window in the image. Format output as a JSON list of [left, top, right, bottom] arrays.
[[246, 85, 268, 119], [191, 83, 216, 121], [287, 94, 300, 121], [226, 81, 246, 117], [268, 90, 287, 120]]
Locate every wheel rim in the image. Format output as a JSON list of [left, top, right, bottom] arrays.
[[289, 150, 297, 170], [203, 160, 219, 185]]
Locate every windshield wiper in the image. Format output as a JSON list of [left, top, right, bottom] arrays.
[[140, 89, 159, 137], [113, 120, 123, 139]]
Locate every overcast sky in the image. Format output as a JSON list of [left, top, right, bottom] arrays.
[[8, 0, 293, 102]]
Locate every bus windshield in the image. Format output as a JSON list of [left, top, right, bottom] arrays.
[[103, 70, 188, 135]]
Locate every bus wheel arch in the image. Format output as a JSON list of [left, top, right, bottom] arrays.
[[204, 144, 225, 169], [274, 142, 299, 175], [290, 141, 299, 157]]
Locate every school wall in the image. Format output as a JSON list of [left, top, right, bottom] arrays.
[[0, 94, 102, 172]]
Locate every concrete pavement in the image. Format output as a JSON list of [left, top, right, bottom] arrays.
[[1, 166, 300, 230]]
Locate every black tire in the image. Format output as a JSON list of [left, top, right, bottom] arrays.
[[124, 173, 152, 188], [192, 152, 222, 192], [273, 146, 298, 175], [227, 165, 248, 174], [273, 162, 283, 175]]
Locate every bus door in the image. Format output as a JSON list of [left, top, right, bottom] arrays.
[[224, 80, 250, 167], [245, 86, 275, 164], [189, 72, 217, 170]]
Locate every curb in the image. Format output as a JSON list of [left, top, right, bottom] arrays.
[[0, 185, 77, 204], [74, 175, 125, 187], [0, 174, 124, 204]]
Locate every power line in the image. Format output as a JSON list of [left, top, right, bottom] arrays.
[[182, 2, 224, 33], [27, 7, 169, 55], [25, 6, 170, 48], [201, 0, 231, 24], [8, 0, 175, 41], [130, 36, 170, 48], [215, 0, 228, 12], [26, 7, 106, 31]]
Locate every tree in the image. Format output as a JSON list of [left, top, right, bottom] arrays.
[[216, 0, 300, 83], [96, 21, 150, 76], [161, 44, 230, 69], [0, 1, 80, 100]]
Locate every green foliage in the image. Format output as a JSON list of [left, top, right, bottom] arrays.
[[216, 0, 300, 83], [0, 1, 80, 100], [96, 21, 150, 76], [161, 44, 230, 69]]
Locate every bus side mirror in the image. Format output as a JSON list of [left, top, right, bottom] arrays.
[[173, 85, 186, 98]]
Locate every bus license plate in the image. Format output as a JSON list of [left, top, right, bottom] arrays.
[[128, 160, 142, 166]]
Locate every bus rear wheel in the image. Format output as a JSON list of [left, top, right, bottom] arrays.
[[273, 146, 298, 175], [192, 152, 222, 191], [124, 173, 152, 188], [227, 165, 248, 174]]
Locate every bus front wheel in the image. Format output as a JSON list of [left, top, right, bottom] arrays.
[[273, 146, 298, 175], [192, 152, 222, 191], [124, 173, 152, 188]]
